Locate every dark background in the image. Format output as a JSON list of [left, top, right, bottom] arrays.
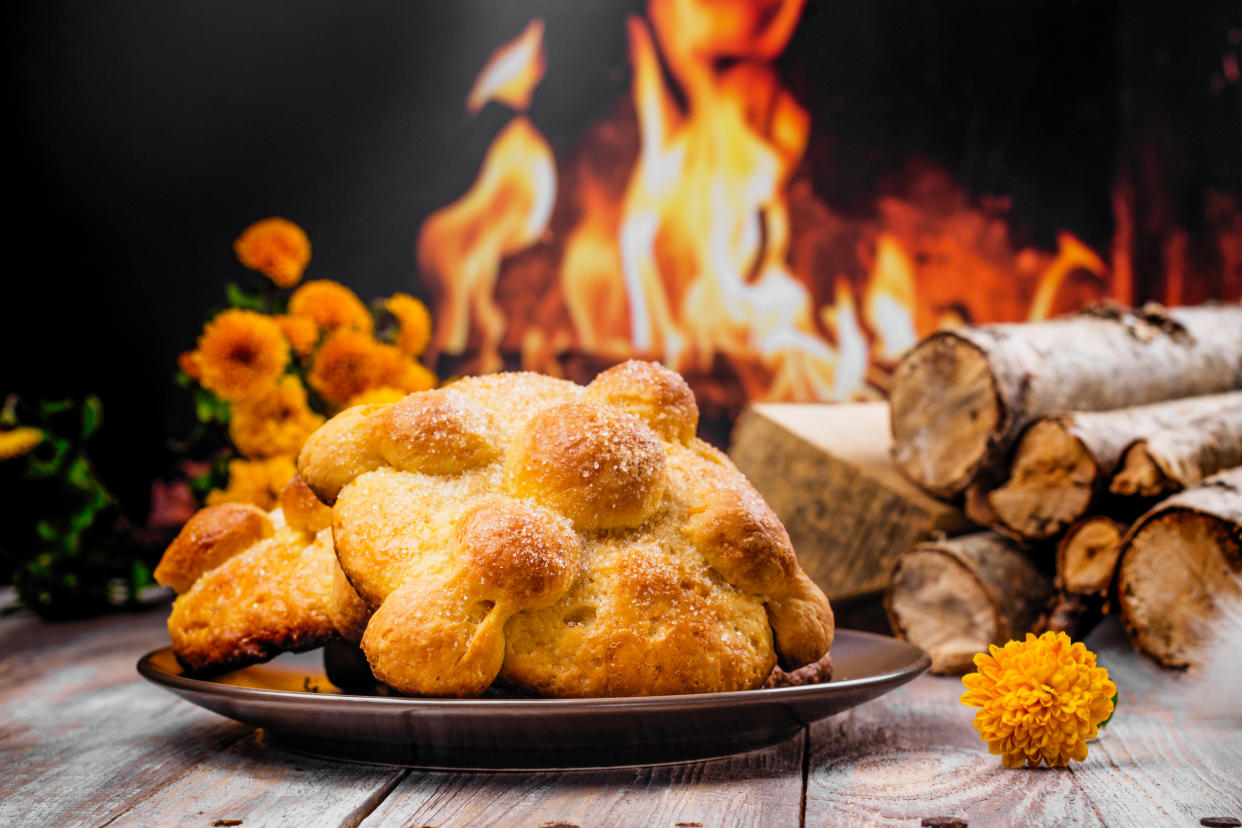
[[7, 1, 1240, 518]]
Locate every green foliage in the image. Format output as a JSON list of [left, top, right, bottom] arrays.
[[0, 396, 155, 619]]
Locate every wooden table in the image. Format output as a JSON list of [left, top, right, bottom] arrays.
[[2, 606, 1238, 827]]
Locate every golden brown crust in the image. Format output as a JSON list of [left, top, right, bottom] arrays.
[[329, 556, 372, 643], [297, 404, 388, 504], [280, 474, 333, 535], [379, 388, 500, 475], [362, 579, 506, 697], [166, 526, 337, 674], [456, 496, 580, 607], [309, 362, 833, 697], [154, 503, 274, 595], [585, 359, 699, 442], [504, 402, 667, 531], [686, 474, 800, 596]]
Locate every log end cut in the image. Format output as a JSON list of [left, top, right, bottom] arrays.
[[987, 419, 1096, 542], [1110, 441, 1170, 498], [885, 533, 1053, 675], [890, 334, 999, 499], [1118, 510, 1242, 669], [1057, 516, 1126, 595]]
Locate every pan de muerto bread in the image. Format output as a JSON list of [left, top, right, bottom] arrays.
[[154, 476, 340, 674], [298, 361, 834, 697]]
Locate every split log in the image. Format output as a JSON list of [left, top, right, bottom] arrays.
[[890, 303, 1242, 499], [729, 402, 971, 600], [1036, 516, 1128, 636], [885, 532, 1053, 675], [983, 392, 1242, 542], [1117, 467, 1242, 669], [1110, 402, 1242, 497]]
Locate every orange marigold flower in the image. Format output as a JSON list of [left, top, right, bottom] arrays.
[[178, 350, 202, 381], [205, 455, 297, 511], [275, 314, 319, 357], [0, 427, 43, 462], [961, 631, 1116, 769], [234, 217, 311, 289], [196, 309, 290, 402], [307, 330, 392, 406], [288, 280, 373, 335], [386, 293, 433, 356], [345, 386, 408, 408], [228, 375, 325, 458]]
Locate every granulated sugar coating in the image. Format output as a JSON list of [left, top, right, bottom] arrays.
[[298, 360, 835, 698]]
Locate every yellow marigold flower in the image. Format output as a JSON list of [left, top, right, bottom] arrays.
[[178, 350, 202, 381], [234, 217, 311, 289], [386, 293, 433, 356], [275, 314, 319, 357], [307, 330, 391, 406], [196, 309, 290, 402], [961, 631, 1116, 769], [205, 455, 297, 511], [228, 376, 325, 458], [0, 427, 43, 461], [345, 386, 408, 408], [288, 280, 373, 335]]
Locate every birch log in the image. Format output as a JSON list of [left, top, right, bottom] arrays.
[[885, 532, 1053, 674], [1110, 402, 1242, 497], [890, 303, 1242, 499], [1117, 467, 1242, 669], [984, 392, 1242, 541]]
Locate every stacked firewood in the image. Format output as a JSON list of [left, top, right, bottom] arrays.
[[884, 303, 1242, 673]]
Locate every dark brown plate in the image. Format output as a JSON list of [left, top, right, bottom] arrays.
[[137, 629, 928, 769]]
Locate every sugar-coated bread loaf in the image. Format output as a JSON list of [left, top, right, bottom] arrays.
[[299, 361, 835, 697], [155, 476, 343, 674]]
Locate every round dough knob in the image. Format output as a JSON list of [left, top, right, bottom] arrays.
[[504, 402, 668, 530], [378, 388, 499, 475], [586, 360, 698, 442], [456, 496, 580, 609]]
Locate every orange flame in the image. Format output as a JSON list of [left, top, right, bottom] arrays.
[[417, 3, 1124, 402], [466, 19, 547, 114], [1027, 231, 1109, 321], [864, 234, 918, 362], [417, 116, 556, 372]]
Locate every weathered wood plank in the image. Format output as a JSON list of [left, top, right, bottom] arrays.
[[0, 608, 397, 828], [1066, 621, 1242, 825], [358, 733, 805, 828], [104, 732, 407, 828], [806, 618, 1242, 827], [4, 606, 1239, 828], [806, 675, 1101, 827]]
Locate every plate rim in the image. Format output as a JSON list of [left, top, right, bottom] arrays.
[[136, 627, 931, 711]]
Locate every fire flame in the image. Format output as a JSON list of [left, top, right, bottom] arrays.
[[417, 2, 1121, 402], [417, 116, 556, 373], [466, 19, 547, 114]]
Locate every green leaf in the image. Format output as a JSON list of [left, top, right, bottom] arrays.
[[131, 560, 153, 593], [226, 282, 265, 312], [69, 501, 102, 535], [26, 438, 70, 479], [1098, 691, 1118, 729], [38, 399, 74, 417], [66, 456, 94, 491], [34, 521, 59, 543], [80, 396, 103, 440]]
